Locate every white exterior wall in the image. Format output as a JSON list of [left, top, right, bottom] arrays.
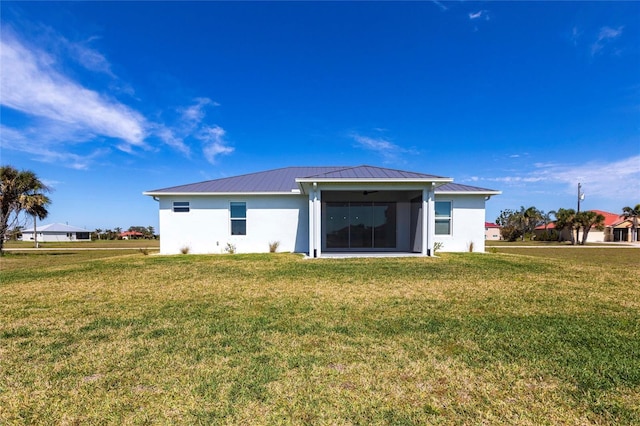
[[21, 232, 90, 242], [435, 194, 487, 252], [158, 195, 309, 255]]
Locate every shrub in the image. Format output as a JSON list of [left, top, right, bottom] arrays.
[[468, 241, 474, 252], [180, 246, 190, 255], [269, 241, 280, 253], [224, 243, 236, 254], [139, 248, 149, 256], [433, 242, 444, 254], [536, 230, 559, 241]]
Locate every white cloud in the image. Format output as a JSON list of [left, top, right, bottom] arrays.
[[469, 10, 489, 21], [1, 124, 107, 170], [352, 134, 399, 152], [350, 132, 415, 163], [591, 25, 623, 56], [197, 125, 234, 164], [0, 27, 234, 169], [0, 30, 147, 149], [66, 39, 115, 77], [474, 155, 640, 200], [431, 1, 447, 12]]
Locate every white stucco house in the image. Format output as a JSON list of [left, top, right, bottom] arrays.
[[21, 223, 92, 242], [144, 165, 500, 257]]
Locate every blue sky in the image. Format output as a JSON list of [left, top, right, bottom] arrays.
[[1, 1, 639, 232]]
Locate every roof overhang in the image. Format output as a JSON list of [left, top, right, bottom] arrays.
[[435, 190, 502, 195], [295, 177, 454, 194], [143, 191, 301, 197], [295, 177, 453, 184]]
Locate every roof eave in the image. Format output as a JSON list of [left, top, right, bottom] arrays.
[[143, 191, 301, 197], [436, 190, 502, 195], [295, 177, 454, 184]]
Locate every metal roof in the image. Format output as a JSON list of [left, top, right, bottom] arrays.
[[435, 182, 501, 194], [24, 223, 90, 233], [300, 165, 446, 180], [145, 165, 498, 195]]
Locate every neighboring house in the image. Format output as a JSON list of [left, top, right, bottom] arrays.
[[144, 165, 501, 256], [484, 222, 501, 240], [534, 210, 627, 242], [611, 218, 640, 242], [120, 231, 144, 240], [22, 223, 91, 242]]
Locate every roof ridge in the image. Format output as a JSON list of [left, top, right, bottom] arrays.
[[302, 165, 359, 178]]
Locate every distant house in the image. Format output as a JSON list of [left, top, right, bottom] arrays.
[[120, 231, 144, 240], [610, 218, 640, 242], [22, 223, 91, 242], [484, 222, 501, 240], [534, 210, 629, 242], [144, 165, 501, 256]]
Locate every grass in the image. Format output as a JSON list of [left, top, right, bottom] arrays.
[[1, 248, 638, 424], [3, 239, 160, 249]]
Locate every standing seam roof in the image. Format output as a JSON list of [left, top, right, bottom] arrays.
[[146, 166, 497, 194]]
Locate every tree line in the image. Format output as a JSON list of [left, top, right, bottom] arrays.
[[93, 226, 157, 240], [495, 204, 640, 245]]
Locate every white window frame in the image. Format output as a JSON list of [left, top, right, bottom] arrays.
[[230, 202, 247, 236], [435, 200, 452, 236], [173, 201, 190, 213]]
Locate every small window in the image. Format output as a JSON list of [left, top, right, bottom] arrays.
[[230, 202, 246, 235], [173, 201, 190, 213], [435, 201, 452, 235]]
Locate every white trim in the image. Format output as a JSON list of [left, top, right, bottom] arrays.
[[144, 191, 300, 196], [436, 190, 502, 195], [296, 178, 453, 184]]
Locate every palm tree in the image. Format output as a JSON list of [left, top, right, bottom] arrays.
[[1, 166, 51, 254], [542, 210, 556, 231], [575, 211, 605, 245], [553, 208, 576, 244], [622, 204, 640, 242]]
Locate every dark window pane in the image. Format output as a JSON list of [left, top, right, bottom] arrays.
[[173, 201, 190, 213], [326, 203, 349, 248], [435, 201, 451, 217], [435, 219, 450, 235], [230, 202, 246, 219], [373, 202, 396, 248], [350, 202, 372, 248], [231, 220, 246, 235]]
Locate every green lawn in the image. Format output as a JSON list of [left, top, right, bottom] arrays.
[[1, 249, 638, 424], [3, 238, 159, 249]]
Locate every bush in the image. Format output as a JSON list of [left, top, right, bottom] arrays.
[[224, 243, 236, 254], [269, 241, 280, 253], [536, 230, 559, 242], [180, 246, 190, 255], [433, 242, 444, 254]]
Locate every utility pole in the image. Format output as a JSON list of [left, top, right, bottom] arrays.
[[577, 183, 582, 213], [576, 183, 585, 244], [33, 215, 38, 248]]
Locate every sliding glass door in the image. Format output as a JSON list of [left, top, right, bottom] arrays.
[[325, 202, 396, 249]]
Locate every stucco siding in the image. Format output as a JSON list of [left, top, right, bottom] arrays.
[[158, 195, 309, 255], [435, 195, 487, 252]]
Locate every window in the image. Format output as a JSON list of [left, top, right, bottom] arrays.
[[435, 201, 452, 235], [173, 201, 190, 213], [230, 202, 246, 235]]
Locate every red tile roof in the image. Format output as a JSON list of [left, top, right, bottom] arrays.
[[535, 210, 622, 230], [485, 222, 500, 228]]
